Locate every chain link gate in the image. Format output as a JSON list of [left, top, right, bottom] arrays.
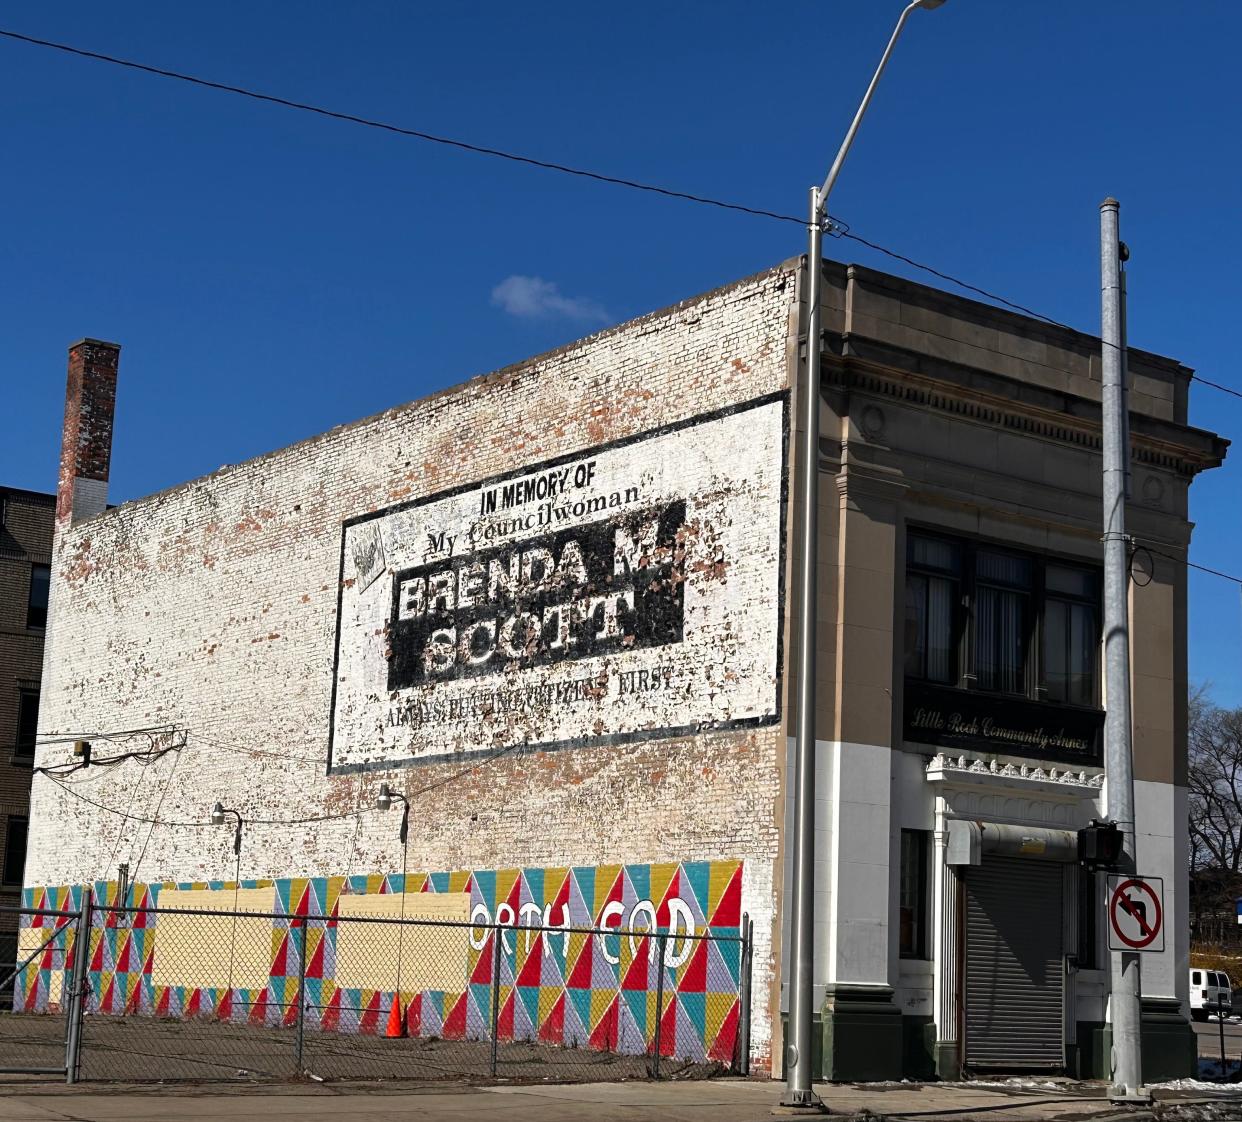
[[0, 889, 90, 1080], [6, 894, 753, 1085]]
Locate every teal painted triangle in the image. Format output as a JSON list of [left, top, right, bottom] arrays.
[[469, 982, 492, 1016], [517, 984, 540, 1028], [428, 871, 450, 893], [678, 990, 706, 1039], [625, 864, 650, 904], [568, 986, 592, 1033], [622, 988, 648, 1034], [523, 867, 544, 907]]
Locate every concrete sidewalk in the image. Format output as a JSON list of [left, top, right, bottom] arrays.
[[0, 1078, 1239, 1121]]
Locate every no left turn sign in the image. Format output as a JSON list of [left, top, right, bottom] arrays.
[[1107, 875, 1165, 953]]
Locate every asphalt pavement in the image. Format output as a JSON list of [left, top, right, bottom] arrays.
[[0, 1078, 1241, 1122]]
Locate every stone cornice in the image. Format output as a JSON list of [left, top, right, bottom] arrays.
[[822, 334, 1227, 478]]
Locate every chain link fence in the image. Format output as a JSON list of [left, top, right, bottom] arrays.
[[5, 891, 752, 1084]]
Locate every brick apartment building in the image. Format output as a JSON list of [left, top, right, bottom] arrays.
[[0, 485, 54, 985], [17, 260, 1227, 1080]]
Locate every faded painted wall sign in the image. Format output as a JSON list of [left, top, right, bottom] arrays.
[[329, 394, 785, 770]]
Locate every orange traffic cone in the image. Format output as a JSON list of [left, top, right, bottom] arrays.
[[385, 994, 407, 1039]]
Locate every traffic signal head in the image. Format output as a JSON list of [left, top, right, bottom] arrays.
[[1078, 819, 1123, 869]]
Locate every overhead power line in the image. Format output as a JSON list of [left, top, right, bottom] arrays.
[[3, 27, 1242, 406]]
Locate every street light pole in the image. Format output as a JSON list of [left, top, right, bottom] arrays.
[[784, 2, 946, 1108]]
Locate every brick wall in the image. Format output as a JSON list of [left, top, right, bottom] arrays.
[[28, 264, 797, 1066]]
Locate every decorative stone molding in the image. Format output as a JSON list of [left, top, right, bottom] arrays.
[[926, 752, 1103, 792]]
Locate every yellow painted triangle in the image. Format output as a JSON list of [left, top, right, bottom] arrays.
[[593, 865, 622, 922], [590, 987, 614, 1029], [325, 876, 345, 911], [448, 869, 471, 893], [496, 868, 520, 903], [405, 873, 428, 894], [542, 868, 568, 907], [705, 992, 730, 1048], [537, 984, 559, 1025], [649, 863, 677, 911]]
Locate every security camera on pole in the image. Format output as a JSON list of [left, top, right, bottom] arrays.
[[1099, 198, 1148, 1104]]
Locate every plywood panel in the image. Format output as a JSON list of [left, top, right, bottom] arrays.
[[152, 887, 275, 990], [18, 924, 70, 1004], [335, 892, 470, 992]]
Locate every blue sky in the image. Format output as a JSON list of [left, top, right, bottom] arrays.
[[1, 2, 1238, 703]]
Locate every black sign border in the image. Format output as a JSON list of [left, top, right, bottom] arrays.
[[326, 390, 789, 775]]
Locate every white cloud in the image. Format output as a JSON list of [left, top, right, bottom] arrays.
[[491, 275, 609, 324]]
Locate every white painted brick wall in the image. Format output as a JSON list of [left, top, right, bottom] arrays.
[[29, 264, 798, 1068]]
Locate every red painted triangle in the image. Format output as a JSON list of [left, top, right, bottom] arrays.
[[515, 933, 544, 988], [550, 869, 571, 913], [566, 932, 593, 989], [621, 938, 650, 991], [132, 891, 149, 929], [656, 870, 680, 928], [359, 990, 382, 1035], [305, 933, 324, 980], [249, 988, 269, 1025], [498, 991, 514, 1042], [142, 948, 155, 976], [537, 991, 564, 1044], [100, 976, 116, 1012], [709, 866, 742, 928], [320, 990, 341, 1033], [406, 992, 423, 1036], [655, 994, 677, 1056], [156, 987, 170, 1018], [327, 899, 340, 929], [217, 989, 233, 1021], [115, 934, 132, 974], [124, 979, 142, 1015], [283, 993, 299, 1027], [185, 987, 202, 1017], [24, 977, 39, 1012], [41, 943, 57, 970], [271, 932, 291, 978], [708, 1000, 740, 1064], [470, 933, 494, 984], [89, 933, 105, 972], [105, 904, 118, 928], [588, 996, 617, 1052], [680, 937, 708, 993], [442, 992, 467, 1040]]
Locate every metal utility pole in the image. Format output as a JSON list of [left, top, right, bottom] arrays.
[[784, 2, 947, 1108], [1099, 197, 1146, 1102]]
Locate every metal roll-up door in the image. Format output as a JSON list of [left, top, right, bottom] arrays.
[[964, 856, 1064, 1070]]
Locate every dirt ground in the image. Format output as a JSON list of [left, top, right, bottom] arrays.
[[0, 1012, 723, 1084]]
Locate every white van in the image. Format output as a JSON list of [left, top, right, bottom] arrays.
[[1190, 968, 1234, 1020]]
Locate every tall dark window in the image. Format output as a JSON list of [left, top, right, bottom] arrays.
[[1045, 565, 1099, 706], [27, 563, 49, 630], [2, 817, 28, 886], [905, 537, 961, 684], [15, 690, 39, 761], [1076, 867, 1098, 969], [974, 551, 1032, 694], [904, 531, 1101, 708], [899, 829, 930, 958]]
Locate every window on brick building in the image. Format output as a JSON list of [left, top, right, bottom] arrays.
[[27, 563, 50, 630], [15, 690, 39, 762], [2, 817, 28, 886]]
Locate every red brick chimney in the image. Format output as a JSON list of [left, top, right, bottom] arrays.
[[57, 339, 120, 527]]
